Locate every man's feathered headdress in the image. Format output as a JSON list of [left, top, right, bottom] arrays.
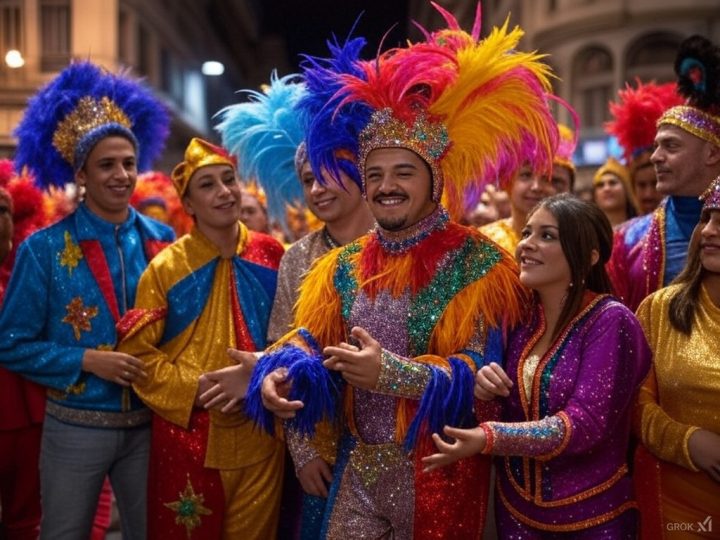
[[295, 35, 374, 189], [336, 3, 559, 219], [658, 35, 720, 147], [215, 72, 306, 227], [606, 79, 683, 167], [14, 61, 169, 190]]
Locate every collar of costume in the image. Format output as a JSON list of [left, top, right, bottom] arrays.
[[322, 226, 341, 249], [77, 201, 137, 235], [190, 219, 249, 258], [375, 205, 449, 254]]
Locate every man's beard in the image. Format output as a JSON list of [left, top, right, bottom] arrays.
[[376, 214, 407, 231]]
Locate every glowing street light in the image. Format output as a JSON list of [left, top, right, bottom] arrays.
[[5, 49, 25, 69], [201, 61, 224, 76]]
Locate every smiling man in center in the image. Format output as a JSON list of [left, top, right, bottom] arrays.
[[243, 7, 562, 539]]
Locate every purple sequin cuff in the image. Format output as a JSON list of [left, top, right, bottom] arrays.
[[375, 349, 432, 399], [482, 414, 568, 459], [285, 425, 321, 474]]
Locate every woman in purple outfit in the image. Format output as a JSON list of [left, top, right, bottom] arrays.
[[423, 194, 651, 538]]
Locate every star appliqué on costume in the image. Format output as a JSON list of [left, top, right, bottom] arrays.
[[164, 476, 212, 538], [62, 297, 98, 340], [59, 231, 83, 275]]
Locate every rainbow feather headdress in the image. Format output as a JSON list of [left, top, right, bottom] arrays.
[[215, 72, 306, 227], [658, 35, 720, 147], [336, 2, 559, 219], [295, 34, 374, 189], [606, 79, 683, 168], [14, 61, 169, 190]]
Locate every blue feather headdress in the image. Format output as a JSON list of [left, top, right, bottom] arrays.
[[14, 61, 169, 190], [215, 72, 307, 228], [296, 35, 373, 188]]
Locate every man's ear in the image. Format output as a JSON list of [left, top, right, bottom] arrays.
[[706, 141, 720, 167], [75, 168, 86, 187], [181, 196, 194, 216]]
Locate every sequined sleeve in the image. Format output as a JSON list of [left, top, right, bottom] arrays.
[[634, 296, 700, 471], [0, 238, 86, 389], [286, 428, 322, 473], [375, 349, 433, 399], [118, 264, 201, 428], [634, 364, 699, 471], [285, 419, 338, 474], [481, 413, 570, 459]]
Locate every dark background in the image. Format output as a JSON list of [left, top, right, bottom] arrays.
[[259, 0, 411, 68]]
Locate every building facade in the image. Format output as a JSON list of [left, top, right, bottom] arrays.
[[0, 0, 288, 171], [2, 0, 720, 185], [484, 0, 720, 188]]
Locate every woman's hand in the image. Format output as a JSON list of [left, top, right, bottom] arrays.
[[421, 425, 487, 472], [474, 362, 513, 400], [688, 429, 720, 483]]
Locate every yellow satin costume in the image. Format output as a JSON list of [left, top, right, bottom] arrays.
[[118, 224, 285, 539]]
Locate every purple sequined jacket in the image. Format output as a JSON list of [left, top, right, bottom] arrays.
[[484, 293, 651, 532]]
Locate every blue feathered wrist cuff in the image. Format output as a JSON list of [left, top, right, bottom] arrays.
[[244, 328, 342, 437], [403, 356, 476, 452]]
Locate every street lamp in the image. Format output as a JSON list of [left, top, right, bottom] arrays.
[[5, 49, 25, 69], [201, 61, 224, 76]]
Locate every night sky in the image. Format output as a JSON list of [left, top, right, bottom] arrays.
[[260, 0, 411, 69]]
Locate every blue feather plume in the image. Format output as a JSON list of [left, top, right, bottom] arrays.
[[403, 358, 476, 452], [14, 61, 169, 190], [296, 35, 373, 188], [215, 72, 306, 230], [244, 342, 342, 437]]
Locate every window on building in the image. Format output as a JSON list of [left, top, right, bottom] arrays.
[[0, 0, 23, 55], [160, 47, 184, 106], [40, 0, 70, 72], [625, 32, 682, 82], [572, 46, 613, 133], [118, 8, 130, 66]]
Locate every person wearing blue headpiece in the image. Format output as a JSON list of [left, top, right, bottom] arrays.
[[0, 61, 174, 539], [212, 33, 375, 510]]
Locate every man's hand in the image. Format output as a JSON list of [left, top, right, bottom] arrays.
[[474, 362, 513, 400], [421, 425, 487, 473], [261, 368, 304, 419], [297, 457, 333, 498], [688, 429, 720, 483], [82, 349, 146, 387], [197, 349, 260, 412], [323, 326, 381, 390]]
